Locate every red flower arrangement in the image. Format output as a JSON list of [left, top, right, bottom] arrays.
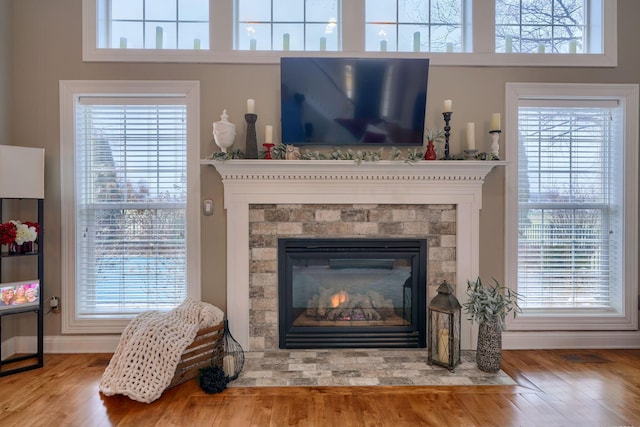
[[0, 220, 39, 245], [0, 222, 17, 245]]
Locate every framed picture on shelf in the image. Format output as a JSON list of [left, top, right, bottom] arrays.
[[0, 280, 39, 311]]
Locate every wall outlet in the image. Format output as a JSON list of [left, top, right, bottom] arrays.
[[203, 199, 214, 216], [49, 296, 60, 311]]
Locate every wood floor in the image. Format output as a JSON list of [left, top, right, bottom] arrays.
[[1, 349, 639, 426]]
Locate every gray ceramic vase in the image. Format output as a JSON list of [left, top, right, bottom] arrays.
[[476, 316, 502, 373]]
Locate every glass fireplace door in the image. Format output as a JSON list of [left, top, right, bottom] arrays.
[[278, 238, 427, 349]]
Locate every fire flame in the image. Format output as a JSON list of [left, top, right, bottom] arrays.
[[330, 290, 348, 308]]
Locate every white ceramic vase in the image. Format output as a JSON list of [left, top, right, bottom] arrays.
[[213, 109, 236, 153]]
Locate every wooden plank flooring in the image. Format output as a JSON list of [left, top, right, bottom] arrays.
[[0, 349, 639, 426]]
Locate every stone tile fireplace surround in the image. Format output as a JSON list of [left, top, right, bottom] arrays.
[[206, 160, 502, 351]]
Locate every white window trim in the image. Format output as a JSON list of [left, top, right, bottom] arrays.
[[504, 82, 639, 332], [82, 0, 617, 67], [59, 80, 201, 334]]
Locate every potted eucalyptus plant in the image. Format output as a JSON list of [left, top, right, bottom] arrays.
[[462, 277, 521, 372]]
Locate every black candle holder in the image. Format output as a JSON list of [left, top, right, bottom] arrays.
[[244, 113, 258, 159], [443, 112, 452, 159]]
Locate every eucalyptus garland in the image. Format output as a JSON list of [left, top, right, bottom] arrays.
[[208, 145, 497, 163]]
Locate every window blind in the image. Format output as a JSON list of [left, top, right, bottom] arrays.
[[517, 102, 623, 311], [74, 100, 188, 317]]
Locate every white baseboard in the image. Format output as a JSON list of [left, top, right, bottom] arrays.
[[503, 330, 640, 349], [1, 336, 16, 361], [3, 331, 639, 357]]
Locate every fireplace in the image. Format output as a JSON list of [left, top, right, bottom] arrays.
[[207, 159, 502, 350], [278, 238, 427, 348]]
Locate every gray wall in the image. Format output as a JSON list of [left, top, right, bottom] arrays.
[[0, 0, 11, 145], [6, 0, 640, 339]]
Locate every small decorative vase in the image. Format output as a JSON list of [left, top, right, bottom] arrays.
[[213, 109, 236, 153], [22, 241, 34, 253], [424, 140, 437, 160], [476, 316, 502, 373], [8, 242, 21, 255]]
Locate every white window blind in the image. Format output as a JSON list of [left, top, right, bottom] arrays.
[[74, 98, 188, 317], [517, 100, 623, 312]]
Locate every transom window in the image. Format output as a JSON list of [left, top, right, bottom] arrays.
[[83, 0, 616, 66], [96, 0, 209, 50], [496, 0, 588, 54], [365, 0, 464, 53], [235, 0, 340, 51]]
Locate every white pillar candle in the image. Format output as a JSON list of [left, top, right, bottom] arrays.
[[283, 33, 290, 50], [437, 329, 449, 362], [537, 43, 545, 53], [466, 122, 475, 150], [250, 38, 257, 50], [569, 40, 577, 54], [443, 99, 452, 112], [491, 113, 501, 131], [247, 99, 255, 114], [446, 42, 453, 52], [380, 40, 387, 52], [505, 36, 513, 53], [194, 38, 201, 50], [119, 37, 127, 49], [155, 26, 163, 49], [223, 355, 236, 377], [413, 32, 420, 52], [320, 37, 327, 51], [265, 125, 273, 144]]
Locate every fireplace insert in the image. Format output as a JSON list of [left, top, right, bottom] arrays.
[[278, 238, 427, 348]]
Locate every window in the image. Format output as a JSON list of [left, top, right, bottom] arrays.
[[83, 0, 615, 66], [236, 0, 340, 51], [496, 0, 588, 54], [59, 80, 201, 333], [96, 0, 209, 49], [505, 83, 638, 331], [365, 0, 464, 53]]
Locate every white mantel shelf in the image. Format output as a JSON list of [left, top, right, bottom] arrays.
[[201, 159, 506, 182], [202, 159, 506, 350]]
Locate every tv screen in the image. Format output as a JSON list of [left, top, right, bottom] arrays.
[[281, 57, 429, 146]]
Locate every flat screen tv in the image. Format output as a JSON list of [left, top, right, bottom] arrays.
[[281, 57, 429, 146]]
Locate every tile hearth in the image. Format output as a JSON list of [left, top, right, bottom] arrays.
[[227, 349, 516, 387]]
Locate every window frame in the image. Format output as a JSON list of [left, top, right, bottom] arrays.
[[82, 0, 617, 67], [504, 82, 638, 332], [59, 80, 202, 334]]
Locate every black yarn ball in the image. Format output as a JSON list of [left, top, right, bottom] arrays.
[[198, 365, 229, 394]]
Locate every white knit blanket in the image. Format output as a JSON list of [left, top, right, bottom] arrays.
[[99, 299, 224, 403]]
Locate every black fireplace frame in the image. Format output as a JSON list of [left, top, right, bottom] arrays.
[[278, 238, 427, 349]]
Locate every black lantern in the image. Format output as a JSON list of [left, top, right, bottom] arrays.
[[427, 281, 461, 371], [222, 319, 244, 380]]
